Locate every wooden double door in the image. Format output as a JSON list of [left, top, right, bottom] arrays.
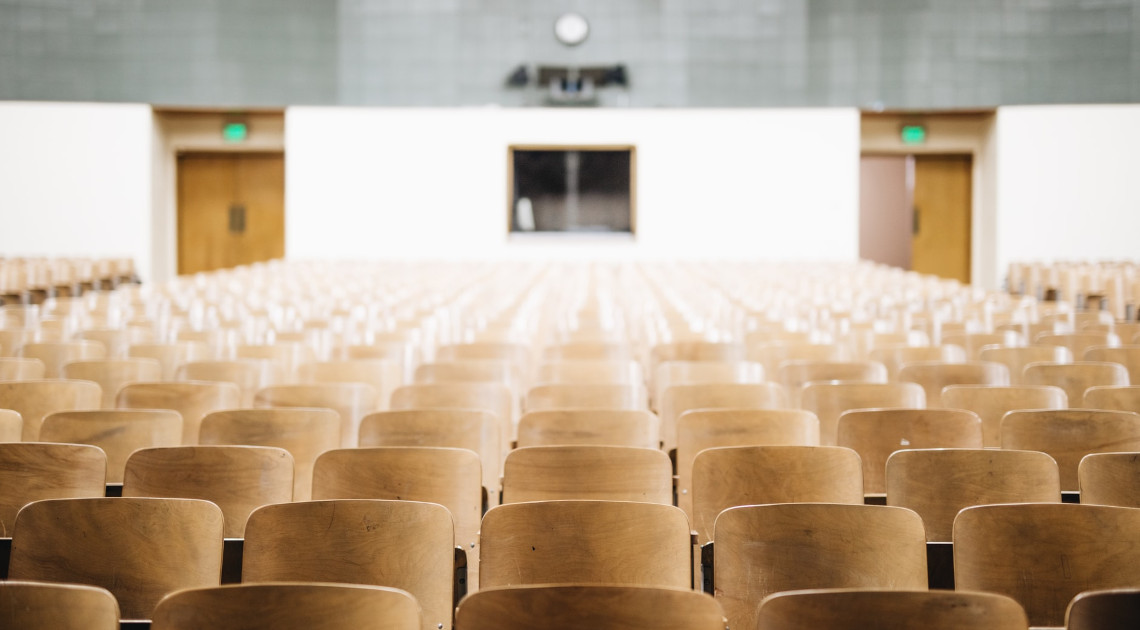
[[177, 153, 285, 275]]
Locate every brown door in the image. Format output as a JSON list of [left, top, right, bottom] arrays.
[[911, 155, 972, 283], [177, 153, 285, 275]]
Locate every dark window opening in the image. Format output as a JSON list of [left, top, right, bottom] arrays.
[[510, 148, 634, 233]]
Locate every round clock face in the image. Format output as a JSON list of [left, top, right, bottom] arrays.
[[554, 13, 590, 46]]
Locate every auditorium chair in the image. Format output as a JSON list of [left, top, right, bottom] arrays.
[[747, 342, 854, 380], [501, 445, 672, 504], [777, 359, 888, 403], [1083, 385, 1140, 413], [1065, 588, 1140, 630], [1078, 452, 1140, 508], [885, 448, 1061, 542], [338, 341, 417, 381], [8, 497, 224, 621], [116, 381, 242, 445], [940, 385, 1068, 446], [897, 361, 1010, 407], [541, 341, 633, 361], [0, 442, 106, 536], [691, 445, 863, 543], [0, 408, 20, 441], [199, 408, 340, 501], [712, 503, 927, 630], [978, 345, 1073, 385], [76, 327, 153, 359], [19, 340, 105, 377], [390, 382, 513, 446], [0, 581, 120, 630], [533, 360, 643, 386], [61, 358, 162, 408], [651, 341, 746, 372], [437, 342, 530, 374], [243, 499, 455, 630], [1084, 345, 1140, 384], [524, 383, 648, 411], [455, 584, 727, 630], [868, 344, 967, 380], [415, 359, 520, 390], [942, 331, 1024, 360], [0, 356, 45, 381], [660, 383, 790, 452], [255, 383, 380, 448], [1022, 361, 1130, 407], [127, 341, 212, 379], [754, 589, 1028, 630], [177, 359, 282, 406], [39, 409, 181, 483], [234, 342, 315, 379], [1036, 331, 1121, 359], [515, 409, 658, 448], [0, 328, 33, 357], [954, 503, 1140, 627], [299, 358, 402, 409], [123, 445, 294, 537], [652, 360, 764, 411], [800, 381, 926, 446], [1001, 408, 1140, 491]]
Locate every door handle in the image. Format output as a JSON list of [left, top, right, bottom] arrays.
[[912, 206, 920, 235], [228, 204, 246, 234]]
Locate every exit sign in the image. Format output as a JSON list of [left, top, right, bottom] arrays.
[[900, 124, 927, 145], [222, 122, 248, 142]]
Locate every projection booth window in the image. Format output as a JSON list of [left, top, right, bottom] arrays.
[[509, 146, 635, 234]]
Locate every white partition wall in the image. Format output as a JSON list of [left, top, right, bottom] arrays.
[[0, 102, 153, 277], [285, 107, 862, 260]]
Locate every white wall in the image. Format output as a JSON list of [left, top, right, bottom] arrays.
[[286, 107, 861, 260], [0, 102, 154, 278], [995, 105, 1140, 285]]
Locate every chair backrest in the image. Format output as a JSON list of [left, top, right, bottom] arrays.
[[123, 445, 294, 537], [437, 342, 529, 369], [0, 408, 21, 441], [199, 408, 340, 501], [127, 341, 212, 380], [692, 445, 863, 543], [942, 332, 1024, 360], [9, 497, 224, 620], [0, 356, 46, 381], [234, 343, 316, 379], [0, 442, 106, 536], [358, 409, 501, 504], [800, 382, 926, 446], [298, 359, 402, 411], [415, 359, 519, 388], [542, 342, 633, 361], [660, 383, 790, 452], [954, 503, 1140, 627], [1078, 452, 1140, 508], [754, 588, 1029, 630], [1084, 346, 1140, 385], [777, 360, 888, 400], [243, 499, 454, 630], [747, 343, 853, 379], [978, 345, 1072, 385], [897, 361, 1010, 407], [255, 383, 380, 449], [940, 385, 1068, 447], [524, 383, 648, 412], [0, 581, 120, 630], [502, 445, 672, 504], [40, 409, 182, 483], [885, 448, 1061, 541], [1036, 332, 1121, 359], [516, 409, 658, 448], [1000, 408, 1140, 491], [868, 344, 966, 380], [1066, 588, 1140, 630], [652, 360, 765, 410], [480, 500, 691, 590], [116, 381, 242, 445], [390, 383, 513, 449], [714, 503, 928, 630], [838, 408, 983, 494], [534, 360, 642, 385], [151, 583, 421, 630], [676, 408, 819, 519], [1023, 361, 1130, 407], [20, 340, 106, 377], [1084, 385, 1140, 413], [0, 379, 101, 440], [455, 584, 727, 630], [176, 359, 281, 406], [652, 342, 745, 370], [61, 359, 163, 408]]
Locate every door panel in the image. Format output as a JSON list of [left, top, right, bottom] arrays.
[[912, 155, 972, 283]]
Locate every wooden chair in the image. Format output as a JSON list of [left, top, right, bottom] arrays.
[[676, 409, 819, 519], [177, 359, 281, 406], [9, 497, 224, 620], [0, 581, 120, 630], [437, 342, 529, 368], [0, 328, 33, 358], [61, 358, 162, 408], [692, 445, 863, 543], [151, 583, 421, 630], [128, 341, 212, 380], [0, 442, 106, 536], [455, 584, 727, 630], [777, 360, 888, 401], [1001, 408, 1140, 491], [747, 342, 854, 379], [359, 409, 501, 503], [942, 332, 1024, 360], [754, 589, 1029, 630], [652, 360, 765, 411], [1023, 361, 1130, 407], [123, 445, 294, 537], [838, 408, 983, 494], [415, 360, 519, 390], [40, 409, 181, 483], [116, 381, 242, 445], [1066, 588, 1140, 630], [199, 408, 340, 501], [313, 446, 482, 589], [954, 503, 1140, 627], [0, 408, 20, 441], [525, 383, 648, 411], [1036, 332, 1121, 359], [542, 342, 633, 361], [244, 499, 454, 630], [255, 383, 380, 448], [480, 500, 691, 589], [534, 360, 643, 385], [979, 345, 1073, 385], [0, 356, 45, 381], [660, 383, 790, 452], [0, 379, 101, 440], [713, 503, 927, 630], [235, 342, 315, 380], [502, 445, 672, 504], [298, 359, 402, 411], [1084, 385, 1140, 413], [652, 341, 745, 370], [20, 340, 106, 377], [868, 344, 966, 380], [1078, 452, 1140, 508], [1084, 346, 1140, 385], [516, 409, 658, 448], [885, 448, 1061, 542], [941, 385, 1068, 447], [800, 382, 926, 446], [897, 361, 1009, 407]]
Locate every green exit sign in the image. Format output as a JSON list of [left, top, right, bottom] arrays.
[[222, 122, 248, 142], [900, 124, 926, 145]]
